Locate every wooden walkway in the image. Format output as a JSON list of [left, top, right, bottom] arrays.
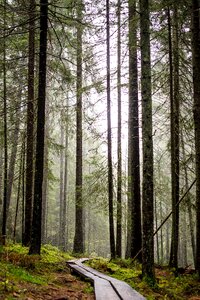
[[67, 258, 146, 300]]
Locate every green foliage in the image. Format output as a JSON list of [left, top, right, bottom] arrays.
[[83, 282, 94, 294]]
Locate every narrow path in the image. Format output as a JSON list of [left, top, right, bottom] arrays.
[[67, 258, 146, 300]]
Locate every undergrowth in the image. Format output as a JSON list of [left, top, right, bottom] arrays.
[[0, 242, 73, 298], [87, 258, 200, 300]]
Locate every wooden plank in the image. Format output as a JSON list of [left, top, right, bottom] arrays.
[[67, 259, 146, 300], [67, 263, 96, 283], [110, 278, 146, 300], [67, 262, 121, 300], [94, 278, 121, 300], [75, 260, 146, 300]]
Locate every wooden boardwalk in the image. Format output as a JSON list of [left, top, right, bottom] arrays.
[[67, 258, 146, 300]]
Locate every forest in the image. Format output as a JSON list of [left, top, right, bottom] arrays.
[[0, 0, 200, 299]]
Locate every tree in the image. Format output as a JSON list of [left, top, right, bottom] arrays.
[[168, 4, 180, 270], [192, 0, 200, 275], [73, 0, 84, 254], [106, 0, 115, 259], [29, 0, 48, 255], [23, 0, 36, 246], [128, 0, 142, 261], [1, 0, 8, 246], [140, 0, 155, 281], [116, 0, 122, 258]]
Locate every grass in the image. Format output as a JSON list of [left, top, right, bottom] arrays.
[[0, 242, 75, 299]]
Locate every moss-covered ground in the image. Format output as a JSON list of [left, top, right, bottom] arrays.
[[87, 258, 200, 300], [0, 243, 94, 300]]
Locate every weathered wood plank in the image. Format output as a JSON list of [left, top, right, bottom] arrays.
[[68, 262, 121, 299], [67, 258, 146, 300], [94, 278, 121, 300], [75, 260, 146, 300]]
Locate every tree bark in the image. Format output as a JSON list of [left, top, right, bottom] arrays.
[[128, 0, 142, 261], [116, 0, 122, 258], [140, 0, 155, 281], [24, 0, 36, 246], [106, 0, 115, 259], [168, 5, 180, 270], [29, 0, 48, 255], [192, 0, 200, 275], [73, 0, 84, 254], [2, 0, 8, 246]]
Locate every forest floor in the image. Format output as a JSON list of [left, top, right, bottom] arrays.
[[0, 244, 94, 300], [0, 243, 200, 300]]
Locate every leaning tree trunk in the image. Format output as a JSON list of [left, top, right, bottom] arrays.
[[6, 105, 20, 224], [181, 128, 196, 265], [192, 0, 200, 275], [140, 0, 155, 281], [106, 0, 115, 259], [29, 0, 48, 255]]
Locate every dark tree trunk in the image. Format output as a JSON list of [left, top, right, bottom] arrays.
[[0, 148, 3, 209], [29, 0, 48, 255], [73, 0, 84, 254], [140, 0, 155, 281], [106, 0, 115, 259], [192, 0, 200, 275], [23, 0, 36, 246], [2, 0, 8, 246], [168, 5, 180, 270], [116, 0, 122, 258], [128, 0, 142, 261]]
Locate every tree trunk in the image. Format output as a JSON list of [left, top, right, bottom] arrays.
[[61, 108, 69, 251], [192, 0, 200, 275], [140, 0, 155, 281], [29, 0, 48, 255], [73, 0, 84, 254], [106, 0, 115, 259], [6, 106, 20, 227], [2, 0, 8, 246], [127, 0, 142, 261], [168, 5, 180, 270], [116, 0, 122, 258], [13, 142, 24, 241], [0, 148, 3, 209], [181, 128, 196, 265], [23, 0, 36, 246], [59, 111, 64, 248], [41, 102, 49, 244]]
